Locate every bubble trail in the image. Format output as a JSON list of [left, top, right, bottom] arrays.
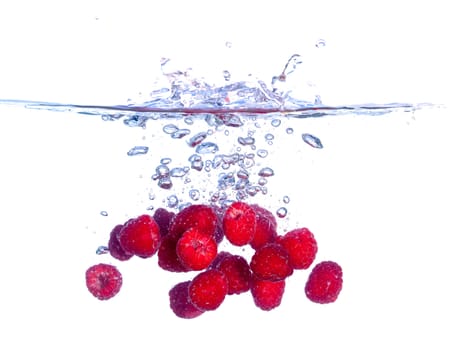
[[302, 133, 323, 149]]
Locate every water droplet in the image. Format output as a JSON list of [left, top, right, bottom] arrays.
[[163, 124, 179, 134], [302, 133, 323, 149], [257, 149, 268, 158], [223, 70, 231, 81], [283, 195, 290, 204], [96, 246, 109, 255], [167, 195, 179, 208], [100, 211, 108, 217], [196, 142, 219, 154], [171, 129, 191, 139], [127, 146, 149, 156], [271, 119, 281, 127], [189, 189, 200, 201], [276, 207, 288, 218], [238, 136, 255, 146], [315, 38, 326, 48], [286, 128, 294, 134], [258, 167, 275, 177], [188, 132, 207, 147]]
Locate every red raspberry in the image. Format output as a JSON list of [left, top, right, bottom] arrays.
[[168, 204, 218, 240], [157, 235, 191, 273], [305, 261, 343, 304], [168, 281, 204, 319], [277, 227, 317, 269], [108, 224, 133, 261], [153, 207, 175, 237], [119, 214, 161, 258], [176, 227, 218, 270], [250, 277, 285, 311], [188, 269, 228, 311], [223, 201, 256, 246], [250, 204, 277, 249], [209, 251, 232, 270], [250, 243, 293, 281], [216, 254, 251, 295], [85, 263, 122, 300]]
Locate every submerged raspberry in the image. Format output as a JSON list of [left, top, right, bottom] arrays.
[[305, 261, 343, 304], [85, 263, 123, 301]]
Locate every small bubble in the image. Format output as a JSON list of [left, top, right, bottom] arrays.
[[127, 146, 149, 156], [167, 195, 179, 208], [265, 133, 274, 141], [163, 124, 179, 134], [171, 129, 191, 139], [302, 133, 323, 149], [189, 189, 200, 201], [276, 207, 288, 218], [238, 136, 255, 146], [100, 211, 108, 217], [196, 142, 219, 154], [184, 117, 194, 125], [286, 128, 294, 134], [258, 167, 275, 177], [283, 195, 290, 204], [146, 205, 154, 211], [225, 41, 232, 48], [315, 38, 326, 48], [156, 164, 170, 177], [223, 70, 231, 81], [158, 177, 173, 189], [257, 149, 268, 158], [258, 177, 268, 186], [188, 132, 207, 147], [237, 169, 249, 179], [161, 158, 172, 165], [96, 246, 109, 255], [148, 190, 156, 200], [170, 167, 189, 177], [271, 119, 281, 127]]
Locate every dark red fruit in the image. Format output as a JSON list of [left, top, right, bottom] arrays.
[[188, 269, 228, 311], [223, 201, 256, 246], [176, 227, 218, 270], [277, 227, 317, 270], [108, 224, 133, 261], [305, 261, 343, 304], [216, 254, 251, 295], [168, 204, 218, 240], [85, 263, 122, 300], [209, 251, 232, 270], [119, 214, 161, 258], [158, 235, 191, 272], [250, 277, 285, 311], [250, 243, 293, 281], [168, 281, 204, 319], [153, 208, 175, 237], [250, 204, 277, 249]]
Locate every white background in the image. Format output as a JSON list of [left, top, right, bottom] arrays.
[[1, 1, 461, 349]]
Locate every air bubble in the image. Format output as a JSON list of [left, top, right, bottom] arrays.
[[188, 132, 207, 147], [158, 177, 173, 189], [189, 189, 200, 201], [161, 158, 172, 165], [100, 211, 108, 217], [170, 167, 189, 177], [271, 119, 281, 127], [225, 41, 232, 48], [257, 149, 268, 158], [276, 207, 288, 218], [237, 169, 249, 179], [258, 177, 268, 186], [167, 195, 179, 208], [258, 167, 275, 177], [196, 142, 219, 154], [286, 128, 294, 134], [96, 246, 109, 255], [302, 133, 323, 149], [127, 146, 149, 156], [315, 39, 326, 48], [156, 164, 170, 177], [184, 117, 194, 125], [238, 136, 255, 146], [265, 133, 274, 141], [223, 70, 231, 81], [171, 129, 191, 139], [163, 124, 179, 134], [283, 195, 290, 204]]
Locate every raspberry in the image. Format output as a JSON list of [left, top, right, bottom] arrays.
[[153, 208, 175, 237], [176, 227, 218, 270], [250, 243, 293, 281], [85, 263, 122, 300], [108, 224, 133, 261], [209, 251, 232, 270], [277, 227, 317, 269], [168, 204, 218, 240], [250, 277, 285, 311], [188, 269, 228, 311], [119, 214, 161, 258], [216, 254, 251, 295], [157, 235, 191, 272], [223, 201, 256, 246], [250, 204, 277, 250], [168, 281, 204, 319], [305, 261, 343, 304]]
